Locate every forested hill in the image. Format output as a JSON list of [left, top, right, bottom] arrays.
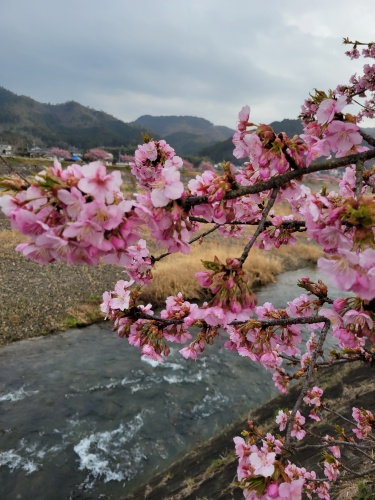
[[130, 115, 235, 156], [130, 115, 234, 142], [0, 87, 234, 155], [0, 87, 149, 150]]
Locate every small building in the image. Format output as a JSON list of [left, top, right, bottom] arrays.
[[0, 144, 12, 156], [29, 147, 49, 158]]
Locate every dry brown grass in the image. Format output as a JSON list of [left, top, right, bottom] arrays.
[[142, 241, 280, 304], [141, 237, 322, 305]]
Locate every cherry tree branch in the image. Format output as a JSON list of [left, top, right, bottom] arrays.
[[133, 312, 329, 330], [360, 129, 375, 147], [189, 216, 307, 231], [231, 315, 328, 328], [182, 148, 375, 209]]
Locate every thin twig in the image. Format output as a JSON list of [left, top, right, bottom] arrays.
[[352, 445, 375, 463], [340, 464, 375, 478], [284, 320, 330, 447], [296, 441, 375, 452], [188, 223, 221, 245], [239, 187, 279, 264], [0, 155, 29, 183], [152, 223, 222, 263], [323, 406, 358, 427]]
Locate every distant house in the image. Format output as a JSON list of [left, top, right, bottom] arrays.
[[0, 144, 12, 156], [29, 147, 49, 158]]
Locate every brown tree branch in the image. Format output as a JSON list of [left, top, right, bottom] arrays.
[[360, 129, 375, 148], [189, 215, 307, 231], [182, 148, 375, 209]]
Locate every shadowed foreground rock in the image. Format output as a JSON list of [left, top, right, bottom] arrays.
[[127, 362, 375, 500]]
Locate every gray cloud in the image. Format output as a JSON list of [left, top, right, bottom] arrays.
[[1, 0, 374, 127]]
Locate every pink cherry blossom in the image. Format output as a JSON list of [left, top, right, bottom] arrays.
[[141, 344, 164, 363], [316, 96, 347, 125], [325, 121, 362, 155], [249, 450, 276, 477], [278, 479, 304, 499], [78, 162, 122, 203], [109, 279, 134, 311]]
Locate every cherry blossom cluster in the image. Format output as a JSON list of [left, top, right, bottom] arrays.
[[233, 384, 375, 498], [352, 407, 375, 439], [233, 421, 331, 499], [339, 39, 375, 121], [258, 215, 298, 250], [130, 139, 184, 202], [84, 148, 111, 162], [233, 106, 307, 173], [196, 256, 256, 315], [0, 160, 147, 266], [320, 298, 374, 349], [188, 166, 239, 224]]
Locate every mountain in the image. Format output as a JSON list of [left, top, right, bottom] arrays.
[[130, 115, 234, 141], [130, 115, 234, 156], [0, 87, 150, 150], [269, 118, 303, 136]]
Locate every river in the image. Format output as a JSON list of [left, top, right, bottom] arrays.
[[0, 267, 340, 499]]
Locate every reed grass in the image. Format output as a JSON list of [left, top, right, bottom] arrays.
[[141, 238, 322, 305]]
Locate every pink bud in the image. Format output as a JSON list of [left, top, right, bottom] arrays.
[[267, 483, 279, 498]]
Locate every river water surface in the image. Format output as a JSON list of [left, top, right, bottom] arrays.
[[0, 268, 340, 499]]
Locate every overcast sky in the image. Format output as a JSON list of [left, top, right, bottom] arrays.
[[1, 1, 374, 129]]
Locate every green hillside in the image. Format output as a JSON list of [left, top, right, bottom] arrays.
[[0, 87, 148, 150], [130, 115, 234, 143]]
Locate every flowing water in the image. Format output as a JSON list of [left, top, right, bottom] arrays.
[[0, 268, 342, 499]]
